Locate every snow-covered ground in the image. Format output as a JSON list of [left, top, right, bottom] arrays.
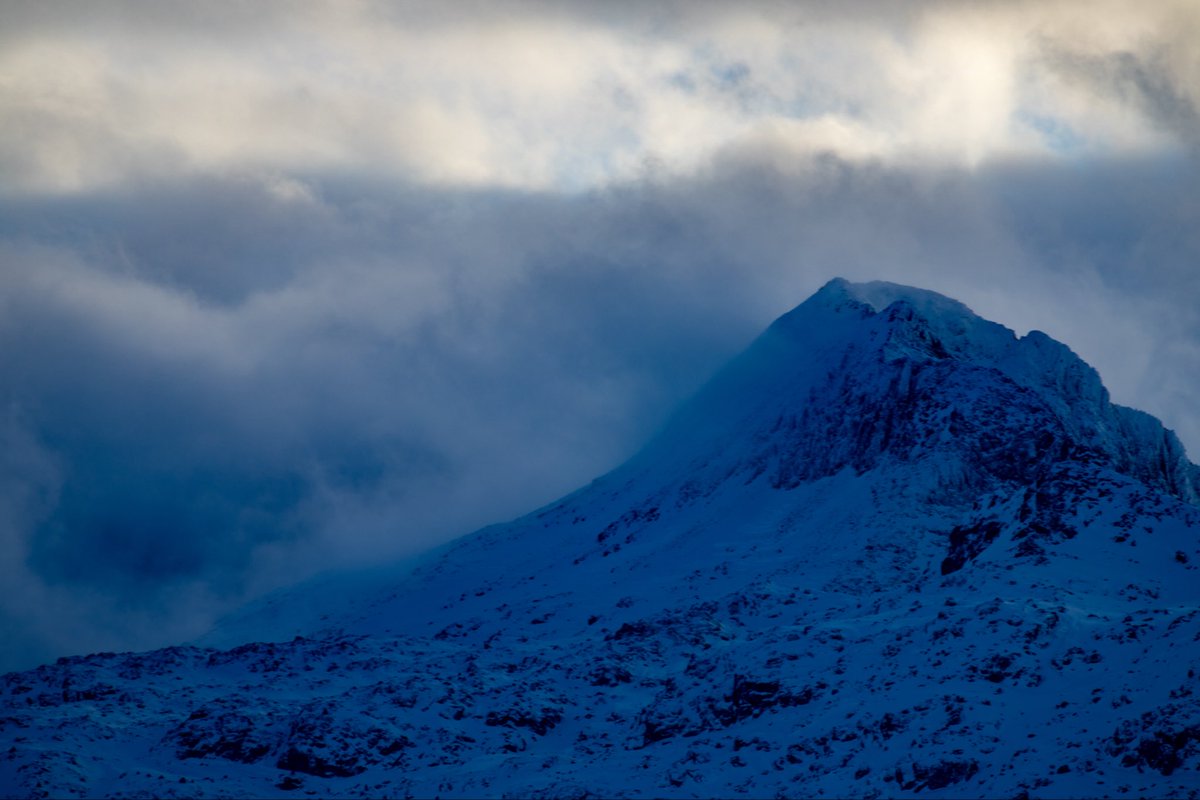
[[3, 279, 1198, 798]]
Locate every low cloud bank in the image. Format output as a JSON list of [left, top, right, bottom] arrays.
[[2, 147, 1197, 671]]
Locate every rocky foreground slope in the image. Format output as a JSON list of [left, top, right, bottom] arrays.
[[2, 279, 1198, 798]]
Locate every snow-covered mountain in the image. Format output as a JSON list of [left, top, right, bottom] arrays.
[[3, 278, 1198, 798]]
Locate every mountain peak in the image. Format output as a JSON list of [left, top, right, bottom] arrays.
[[771, 277, 1020, 370], [5, 279, 1199, 800], [648, 277, 1196, 505], [812, 276, 977, 319]]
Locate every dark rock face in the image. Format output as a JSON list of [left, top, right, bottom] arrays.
[[766, 355, 1070, 494], [484, 708, 563, 737], [275, 748, 364, 779], [170, 705, 275, 764], [941, 520, 1004, 575], [712, 675, 820, 727], [1109, 706, 1200, 777], [905, 759, 980, 791]]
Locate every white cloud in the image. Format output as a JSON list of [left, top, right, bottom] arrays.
[[1, 1, 1195, 194]]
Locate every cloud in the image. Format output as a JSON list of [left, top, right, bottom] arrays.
[[1, 0, 1196, 195], [0, 1, 1197, 671], [3, 147, 1198, 668]]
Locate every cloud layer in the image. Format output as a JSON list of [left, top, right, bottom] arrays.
[[1, 1, 1197, 671], [3, 1, 1197, 192]]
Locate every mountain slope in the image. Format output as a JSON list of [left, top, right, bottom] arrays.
[[3, 278, 1199, 799]]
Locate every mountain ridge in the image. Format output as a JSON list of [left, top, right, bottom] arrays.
[[2, 278, 1198, 799]]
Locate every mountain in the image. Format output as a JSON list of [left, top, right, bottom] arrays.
[[3, 278, 1199, 799]]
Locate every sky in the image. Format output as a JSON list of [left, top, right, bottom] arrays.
[[1, 0, 1198, 672]]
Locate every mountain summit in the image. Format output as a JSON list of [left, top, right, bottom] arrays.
[[3, 280, 1199, 798], [641, 277, 1195, 504]]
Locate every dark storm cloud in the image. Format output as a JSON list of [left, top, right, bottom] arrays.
[[3, 146, 1198, 671]]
